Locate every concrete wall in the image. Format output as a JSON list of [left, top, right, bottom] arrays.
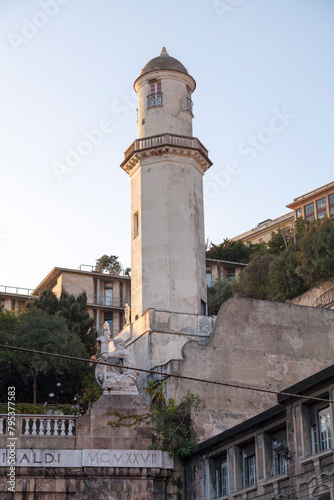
[[51, 274, 62, 298], [114, 309, 213, 369], [167, 297, 334, 441], [61, 272, 94, 298]]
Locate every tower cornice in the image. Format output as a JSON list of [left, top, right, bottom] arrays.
[[121, 133, 212, 176]]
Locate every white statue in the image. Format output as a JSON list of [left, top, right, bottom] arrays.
[[95, 338, 138, 394], [97, 321, 112, 358], [125, 303, 131, 326]]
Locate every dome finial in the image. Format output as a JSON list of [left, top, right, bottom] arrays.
[[160, 46, 169, 57]]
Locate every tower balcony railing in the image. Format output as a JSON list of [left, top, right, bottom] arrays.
[[147, 92, 163, 107], [86, 294, 130, 309], [123, 133, 209, 163]]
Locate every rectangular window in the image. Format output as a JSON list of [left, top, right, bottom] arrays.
[[272, 439, 288, 476], [206, 270, 212, 287], [104, 287, 113, 306], [310, 404, 332, 454], [148, 81, 162, 107], [215, 457, 228, 497], [150, 82, 161, 95], [133, 212, 139, 239], [201, 300, 206, 316], [242, 442, 256, 488], [296, 208, 302, 218], [304, 202, 315, 221], [227, 270, 235, 281], [329, 193, 334, 215], [316, 197, 327, 219]]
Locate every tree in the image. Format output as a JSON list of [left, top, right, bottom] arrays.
[[148, 389, 205, 458], [95, 254, 123, 275], [76, 371, 103, 414], [58, 291, 96, 356], [207, 278, 233, 315], [29, 290, 96, 356], [268, 248, 306, 302], [266, 229, 293, 255], [232, 254, 275, 300], [0, 308, 87, 404], [206, 238, 267, 263], [296, 217, 334, 287]]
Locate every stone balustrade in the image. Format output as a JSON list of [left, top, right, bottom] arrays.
[[123, 133, 209, 162], [0, 414, 77, 437]]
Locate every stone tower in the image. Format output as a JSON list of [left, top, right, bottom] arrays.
[[121, 48, 212, 322]]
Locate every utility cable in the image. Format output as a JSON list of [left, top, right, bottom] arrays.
[[0, 343, 333, 404]]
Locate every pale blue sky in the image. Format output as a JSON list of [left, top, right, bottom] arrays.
[[1, 0, 333, 288]]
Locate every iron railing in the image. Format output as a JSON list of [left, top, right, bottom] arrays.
[[0, 285, 36, 296], [77, 264, 131, 277], [86, 295, 130, 308], [312, 288, 334, 309], [147, 92, 163, 107], [292, 181, 334, 202]]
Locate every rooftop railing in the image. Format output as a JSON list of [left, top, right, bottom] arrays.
[[292, 181, 334, 202], [0, 285, 36, 297], [77, 264, 131, 277]]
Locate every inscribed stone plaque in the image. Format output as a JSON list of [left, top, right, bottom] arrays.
[[0, 449, 81, 467], [82, 449, 173, 468], [0, 449, 173, 469]]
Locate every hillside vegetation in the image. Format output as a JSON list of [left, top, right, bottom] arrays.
[[207, 217, 334, 313]]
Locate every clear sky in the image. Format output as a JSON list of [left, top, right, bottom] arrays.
[[1, 0, 333, 289]]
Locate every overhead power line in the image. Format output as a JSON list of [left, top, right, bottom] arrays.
[[0, 343, 333, 404]]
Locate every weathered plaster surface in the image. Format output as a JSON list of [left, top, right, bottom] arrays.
[[165, 298, 334, 440]]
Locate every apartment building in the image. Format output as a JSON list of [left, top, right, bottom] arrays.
[[232, 181, 334, 245], [184, 364, 334, 500]]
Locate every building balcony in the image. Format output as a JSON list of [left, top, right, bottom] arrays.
[[86, 295, 130, 309]]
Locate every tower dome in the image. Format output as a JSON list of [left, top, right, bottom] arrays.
[[140, 47, 189, 77]]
